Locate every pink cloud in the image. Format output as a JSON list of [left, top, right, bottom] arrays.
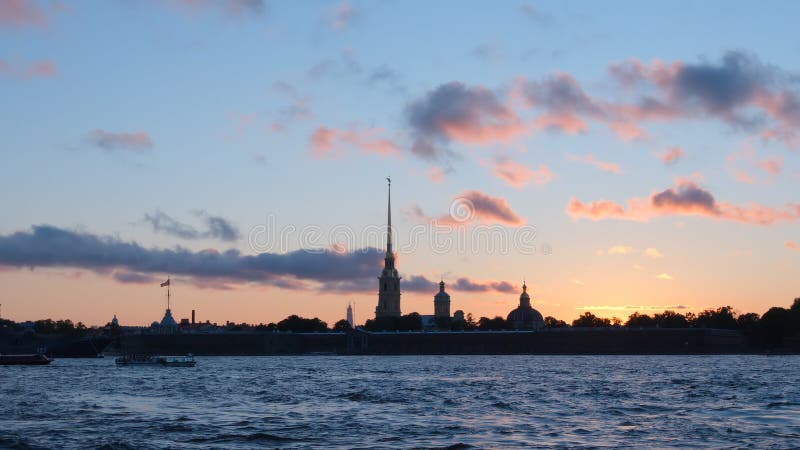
[[658, 147, 685, 166], [758, 157, 783, 176], [607, 122, 647, 141], [87, 130, 153, 152], [534, 113, 587, 134], [445, 190, 524, 226], [567, 179, 800, 225], [322, 0, 357, 31], [165, 0, 265, 18], [309, 126, 401, 159], [488, 158, 523, 187], [726, 142, 784, 183], [565, 153, 621, 174], [487, 158, 554, 187], [410, 190, 525, 227], [785, 241, 799, 252], [407, 81, 528, 158], [426, 167, 445, 184], [0, 0, 46, 28], [0, 59, 57, 79]]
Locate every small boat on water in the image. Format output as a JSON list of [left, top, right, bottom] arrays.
[[0, 353, 52, 366], [115, 354, 196, 367]]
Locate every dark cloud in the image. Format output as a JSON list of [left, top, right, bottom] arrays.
[[0, 225, 383, 287], [113, 271, 157, 284], [452, 277, 516, 293], [144, 210, 241, 242], [86, 129, 153, 152], [271, 80, 313, 122], [651, 183, 717, 214], [518, 73, 603, 117], [519, 3, 554, 27], [670, 51, 768, 114], [405, 82, 524, 166], [367, 65, 406, 93], [606, 51, 800, 141], [202, 214, 240, 242], [399, 275, 516, 294]]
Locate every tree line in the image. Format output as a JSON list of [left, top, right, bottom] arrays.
[[3, 297, 798, 347]]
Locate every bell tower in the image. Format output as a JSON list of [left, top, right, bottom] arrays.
[[375, 177, 401, 318]]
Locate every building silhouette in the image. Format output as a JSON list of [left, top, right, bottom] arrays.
[[346, 302, 354, 328], [434, 280, 451, 319], [375, 178, 401, 318]]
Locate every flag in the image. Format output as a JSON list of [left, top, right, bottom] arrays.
[[160, 279, 170, 287]]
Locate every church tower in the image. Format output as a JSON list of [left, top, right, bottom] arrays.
[[375, 178, 401, 318], [434, 280, 451, 319]]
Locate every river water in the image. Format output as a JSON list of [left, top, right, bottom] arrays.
[[1, 355, 799, 448]]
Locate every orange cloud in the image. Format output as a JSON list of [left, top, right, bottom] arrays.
[[565, 153, 621, 174], [608, 245, 635, 255], [785, 241, 799, 252], [308, 126, 400, 159], [644, 248, 663, 258], [567, 179, 800, 225]]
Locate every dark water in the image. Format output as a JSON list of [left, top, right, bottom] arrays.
[[1, 356, 799, 449]]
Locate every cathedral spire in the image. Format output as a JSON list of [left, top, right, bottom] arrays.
[[386, 176, 392, 255]]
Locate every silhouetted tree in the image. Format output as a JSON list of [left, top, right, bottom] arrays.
[[363, 313, 422, 331], [435, 316, 451, 330], [32, 319, 87, 337], [465, 313, 478, 329], [694, 306, 737, 329], [736, 312, 760, 335], [572, 312, 611, 327], [653, 310, 688, 328], [276, 315, 329, 332], [626, 312, 655, 328], [332, 319, 352, 332], [398, 313, 423, 331], [544, 316, 568, 328], [759, 307, 793, 346], [477, 316, 511, 330]]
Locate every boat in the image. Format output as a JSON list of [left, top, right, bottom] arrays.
[[115, 354, 196, 367], [0, 353, 52, 365]]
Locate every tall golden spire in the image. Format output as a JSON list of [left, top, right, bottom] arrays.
[[386, 176, 392, 255]]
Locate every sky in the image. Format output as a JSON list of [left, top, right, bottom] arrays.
[[1, 0, 799, 327]]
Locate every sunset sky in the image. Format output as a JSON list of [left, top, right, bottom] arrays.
[[1, 0, 799, 327]]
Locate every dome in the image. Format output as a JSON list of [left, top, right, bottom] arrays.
[[506, 306, 544, 324], [506, 282, 544, 330]]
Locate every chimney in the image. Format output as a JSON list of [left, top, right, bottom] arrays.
[[191, 309, 195, 325]]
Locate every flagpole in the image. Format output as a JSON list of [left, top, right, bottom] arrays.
[[167, 277, 170, 310]]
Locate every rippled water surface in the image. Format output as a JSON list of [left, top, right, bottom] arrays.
[[1, 355, 800, 448]]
